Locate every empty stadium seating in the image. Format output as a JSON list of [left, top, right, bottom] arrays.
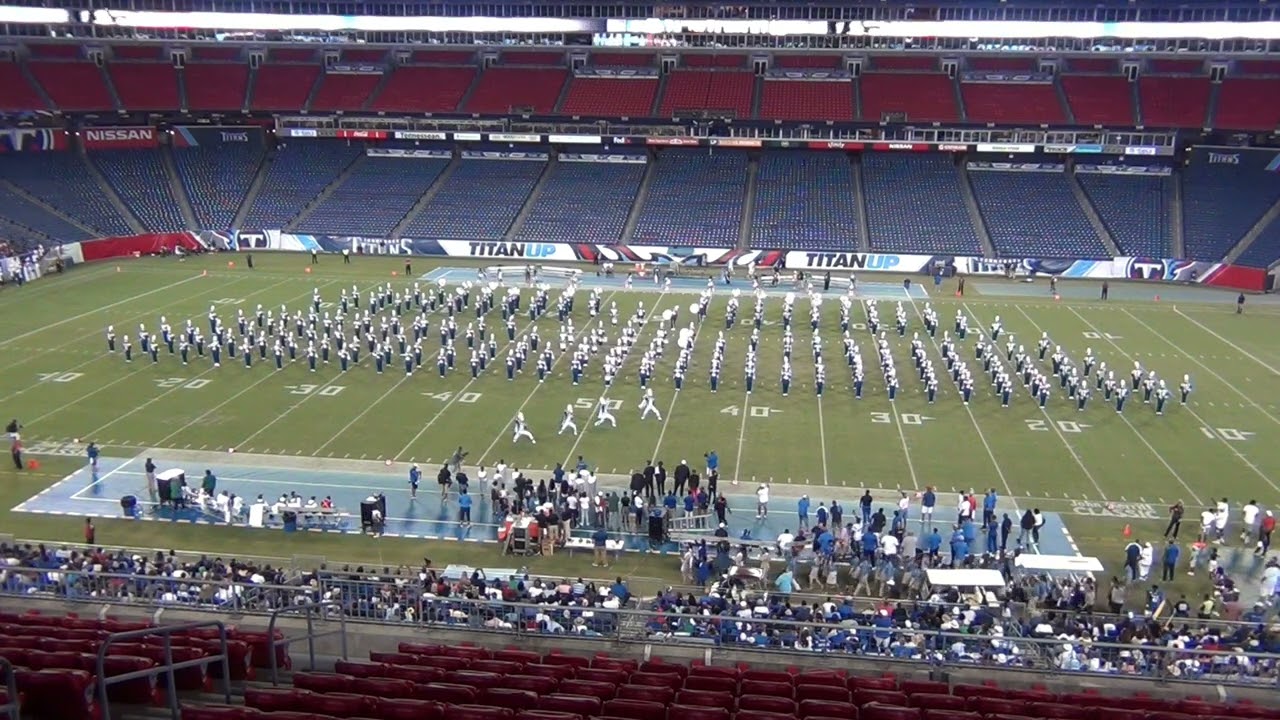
[[240, 141, 363, 230], [184, 63, 251, 112], [308, 71, 383, 112], [401, 155, 545, 239], [27, 61, 114, 112], [174, 644, 1280, 720], [861, 154, 982, 254], [749, 152, 862, 250], [758, 81, 854, 122], [1181, 156, 1280, 261], [657, 71, 754, 118], [960, 82, 1065, 125], [90, 150, 187, 231], [0, 183, 94, 241], [294, 152, 451, 236], [515, 159, 646, 243], [173, 140, 265, 231], [632, 149, 746, 247], [0, 152, 132, 236], [367, 66, 476, 113], [1138, 76, 1211, 129], [1060, 75, 1134, 126], [464, 68, 568, 114], [1213, 77, 1280, 132], [968, 166, 1109, 257], [108, 62, 180, 111], [860, 74, 959, 123], [560, 77, 659, 117], [0, 61, 48, 111], [250, 64, 321, 112], [1236, 215, 1280, 268], [1075, 169, 1174, 257]]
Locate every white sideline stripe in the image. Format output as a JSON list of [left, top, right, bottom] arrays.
[[1065, 307, 1213, 504], [1128, 308, 1280, 429], [0, 273, 203, 348]]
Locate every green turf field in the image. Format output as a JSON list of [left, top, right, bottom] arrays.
[[1, 253, 1277, 598]]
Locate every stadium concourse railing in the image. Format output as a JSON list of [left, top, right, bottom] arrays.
[[0, 568, 1276, 689]]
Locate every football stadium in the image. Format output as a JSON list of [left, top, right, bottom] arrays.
[[2, 1, 1280, 718]]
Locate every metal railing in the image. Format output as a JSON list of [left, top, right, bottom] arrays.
[[266, 602, 348, 685], [95, 620, 232, 720], [1, 566, 1278, 688]]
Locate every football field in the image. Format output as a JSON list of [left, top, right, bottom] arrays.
[[1, 253, 1278, 591]]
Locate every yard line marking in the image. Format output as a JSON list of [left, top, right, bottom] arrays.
[[1174, 305, 1280, 377], [1124, 308, 1280, 429], [651, 300, 706, 461], [69, 453, 147, 500], [874, 298, 930, 496], [556, 290, 669, 469], [1003, 306, 1110, 501], [815, 396, 830, 486], [1066, 307, 1213, 504], [0, 273, 205, 349], [312, 377, 410, 455], [393, 287, 570, 463], [12, 278, 294, 421]]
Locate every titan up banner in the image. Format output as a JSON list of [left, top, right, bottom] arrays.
[[81, 126, 159, 150]]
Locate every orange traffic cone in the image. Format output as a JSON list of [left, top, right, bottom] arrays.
[[391, 271, 398, 277], [304, 266, 312, 274], [27, 459, 39, 470], [1154, 294, 1160, 302], [227, 261, 235, 269], [1122, 523, 1132, 538]]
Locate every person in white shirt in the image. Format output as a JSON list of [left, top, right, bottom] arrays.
[[558, 404, 578, 436], [776, 529, 795, 554], [756, 484, 770, 518], [1213, 498, 1229, 543], [958, 494, 973, 523], [1200, 508, 1215, 542], [638, 388, 662, 420], [1241, 499, 1260, 544], [881, 533, 900, 557]]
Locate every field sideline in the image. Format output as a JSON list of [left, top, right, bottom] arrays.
[[1, 253, 1277, 598]]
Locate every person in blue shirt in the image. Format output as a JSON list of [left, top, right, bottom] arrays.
[[817, 528, 835, 556], [924, 528, 942, 561], [86, 442, 99, 471], [704, 450, 718, 477], [961, 518, 977, 545], [592, 526, 610, 567], [950, 527, 969, 567], [921, 486, 936, 529], [986, 515, 999, 554], [982, 488, 998, 526], [861, 529, 879, 560], [797, 495, 811, 530], [458, 489, 473, 528], [774, 568, 795, 595], [1161, 540, 1181, 581], [201, 469, 217, 495], [815, 502, 829, 529], [408, 464, 421, 499]]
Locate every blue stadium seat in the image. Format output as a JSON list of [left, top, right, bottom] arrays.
[[0, 183, 93, 242], [295, 154, 451, 237], [241, 141, 363, 230], [1076, 170, 1174, 258], [173, 141, 265, 232], [1181, 157, 1280, 262], [90, 150, 187, 232], [0, 153, 132, 236], [862, 154, 983, 255], [968, 166, 1108, 258], [1236, 216, 1280, 269], [402, 156, 545, 240], [749, 152, 861, 250], [515, 159, 646, 244], [633, 149, 746, 247]]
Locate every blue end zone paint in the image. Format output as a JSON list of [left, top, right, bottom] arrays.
[[15, 455, 1075, 557], [422, 266, 930, 301]]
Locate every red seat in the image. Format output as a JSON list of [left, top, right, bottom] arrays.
[[237, 630, 289, 670], [444, 645, 493, 661], [554, 682, 616, 701], [951, 685, 988, 700], [850, 676, 897, 691], [181, 638, 253, 681], [413, 655, 471, 671], [383, 664, 443, 685], [899, 680, 949, 696], [923, 712, 981, 720], [541, 653, 590, 669], [180, 704, 264, 720], [688, 665, 740, 682], [742, 680, 794, 699], [484, 688, 541, 710], [640, 660, 688, 677], [737, 712, 799, 720], [0, 648, 31, 666], [517, 712, 581, 720], [28, 650, 94, 671], [739, 695, 798, 715], [540, 693, 605, 715], [129, 644, 210, 690], [575, 668, 627, 684], [451, 670, 503, 690], [627, 672, 683, 691], [1029, 703, 1092, 720], [617, 685, 673, 704], [13, 669, 96, 720], [669, 705, 730, 720], [334, 660, 386, 678], [592, 655, 638, 672], [504, 674, 558, 694], [472, 660, 524, 675], [970, 698, 1027, 716], [379, 698, 444, 720], [675, 690, 733, 708], [0, 636, 39, 649], [245, 687, 306, 713], [861, 705, 919, 720], [1006, 690, 1056, 703], [451, 704, 514, 720], [1092, 709, 1149, 720], [743, 670, 793, 685], [40, 639, 95, 654], [795, 671, 843, 688], [353, 676, 416, 699], [256, 713, 343, 720], [102, 655, 159, 704], [495, 649, 541, 665], [370, 652, 421, 666], [1147, 714, 1197, 720], [522, 664, 576, 681], [398, 642, 443, 655], [684, 675, 735, 694], [603, 698, 667, 720], [303, 691, 373, 718], [416, 682, 477, 704], [857, 690, 909, 707], [798, 685, 852, 704], [799, 700, 858, 719], [296, 672, 355, 693], [910, 695, 966, 711]]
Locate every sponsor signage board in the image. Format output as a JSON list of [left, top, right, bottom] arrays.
[[82, 126, 158, 149]]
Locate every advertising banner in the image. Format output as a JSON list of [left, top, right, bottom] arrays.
[[327, 63, 384, 75], [460, 150, 548, 161], [366, 148, 452, 159], [975, 143, 1037, 154], [806, 140, 865, 151], [0, 128, 69, 153], [82, 126, 158, 150], [560, 153, 647, 164], [548, 134, 602, 144], [1075, 164, 1172, 176], [171, 126, 262, 148], [575, 67, 659, 78], [80, 232, 202, 261], [764, 68, 852, 81], [967, 161, 1063, 173], [394, 131, 448, 141], [335, 129, 387, 140], [488, 133, 541, 143], [781, 251, 937, 272], [960, 71, 1053, 84]]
